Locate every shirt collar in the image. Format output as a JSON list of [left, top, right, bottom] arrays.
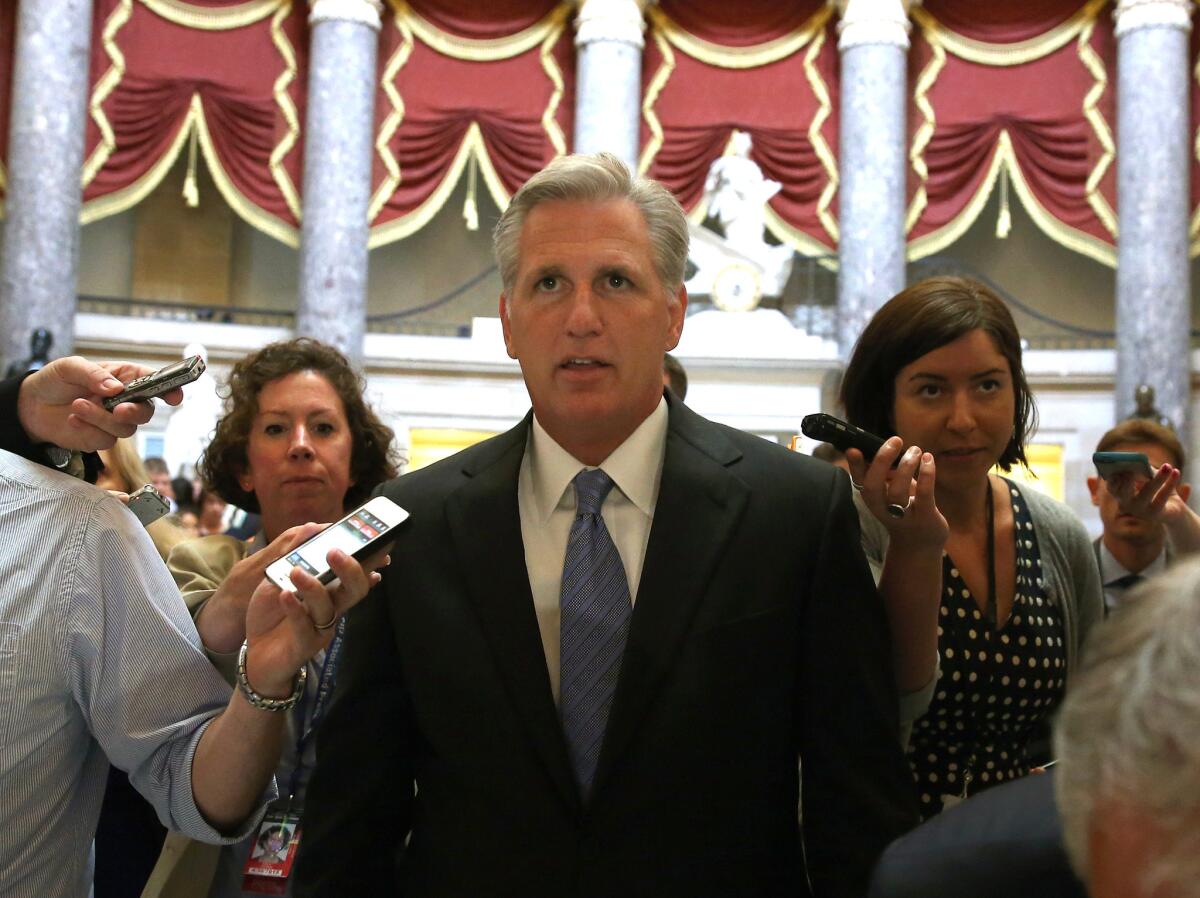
[[527, 398, 669, 523], [1098, 540, 1167, 584]]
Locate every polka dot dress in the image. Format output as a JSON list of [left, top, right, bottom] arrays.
[[908, 480, 1066, 820]]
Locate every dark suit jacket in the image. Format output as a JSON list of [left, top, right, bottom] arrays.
[[869, 771, 1085, 898], [296, 398, 918, 897]]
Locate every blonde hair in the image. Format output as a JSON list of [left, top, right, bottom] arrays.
[[99, 437, 150, 494]]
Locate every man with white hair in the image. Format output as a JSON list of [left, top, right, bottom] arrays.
[[1055, 558, 1200, 897], [297, 153, 916, 897]]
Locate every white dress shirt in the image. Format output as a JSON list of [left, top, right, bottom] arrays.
[[518, 399, 669, 703], [1097, 539, 1167, 613]]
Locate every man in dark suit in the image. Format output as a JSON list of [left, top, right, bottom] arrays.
[[295, 152, 917, 897], [869, 771, 1085, 898]]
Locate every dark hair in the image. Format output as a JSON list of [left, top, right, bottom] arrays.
[[199, 338, 398, 513], [839, 276, 1036, 471], [1096, 419, 1185, 471], [663, 352, 688, 400]]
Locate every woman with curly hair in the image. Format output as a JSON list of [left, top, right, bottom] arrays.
[[152, 338, 399, 898]]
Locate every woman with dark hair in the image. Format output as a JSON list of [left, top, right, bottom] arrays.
[[151, 338, 399, 897], [841, 276, 1102, 820]]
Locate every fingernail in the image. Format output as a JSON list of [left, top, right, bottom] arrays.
[[102, 377, 122, 390]]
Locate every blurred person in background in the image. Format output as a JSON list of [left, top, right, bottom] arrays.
[[662, 351, 688, 400], [1086, 419, 1200, 613], [145, 456, 177, 510], [196, 487, 229, 537]]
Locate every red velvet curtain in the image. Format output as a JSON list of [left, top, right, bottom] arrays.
[[0, 1, 1194, 263], [80, 0, 307, 236], [640, 0, 840, 254], [368, 0, 573, 242], [906, 0, 1119, 264]]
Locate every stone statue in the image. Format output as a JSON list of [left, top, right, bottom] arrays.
[[686, 131, 795, 305], [5, 327, 53, 377], [162, 343, 224, 478], [1128, 384, 1174, 430]]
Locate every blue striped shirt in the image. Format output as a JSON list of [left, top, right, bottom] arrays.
[[0, 449, 270, 897]]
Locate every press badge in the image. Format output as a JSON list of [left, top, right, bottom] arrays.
[[242, 809, 302, 893]]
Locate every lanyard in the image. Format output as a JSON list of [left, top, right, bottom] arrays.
[[983, 482, 997, 628], [285, 617, 345, 803]]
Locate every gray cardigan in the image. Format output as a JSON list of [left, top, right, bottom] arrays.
[[854, 479, 1104, 708]]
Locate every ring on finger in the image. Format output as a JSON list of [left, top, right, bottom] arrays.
[[313, 610, 338, 631], [885, 502, 907, 519]]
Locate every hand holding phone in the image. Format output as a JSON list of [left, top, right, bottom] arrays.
[[264, 496, 408, 592], [102, 355, 206, 410]]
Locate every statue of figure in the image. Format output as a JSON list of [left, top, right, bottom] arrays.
[[162, 343, 223, 479], [1128, 384, 1174, 430], [698, 131, 794, 297], [5, 327, 53, 377]]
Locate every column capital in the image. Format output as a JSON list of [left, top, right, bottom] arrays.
[[309, 0, 383, 30], [1114, 0, 1192, 37], [837, 0, 911, 51], [575, 0, 646, 50]]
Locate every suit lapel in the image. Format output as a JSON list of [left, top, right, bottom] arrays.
[[444, 417, 581, 814], [592, 401, 749, 795]]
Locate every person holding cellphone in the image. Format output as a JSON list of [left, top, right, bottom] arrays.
[[153, 338, 399, 898], [1087, 419, 1200, 613], [0, 356, 384, 898], [840, 276, 1103, 820]]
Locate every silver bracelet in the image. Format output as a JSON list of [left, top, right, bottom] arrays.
[[236, 640, 307, 712]]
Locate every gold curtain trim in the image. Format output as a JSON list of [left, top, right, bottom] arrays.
[[803, 15, 838, 243], [367, 9, 564, 232], [763, 204, 836, 258], [910, 0, 1108, 67], [906, 130, 1116, 267], [390, 0, 570, 61], [79, 99, 197, 225], [1077, 9, 1117, 238], [538, 16, 568, 157], [368, 122, 507, 248], [191, 93, 300, 245], [268, 1, 302, 222], [646, 3, 825, 69], [637, 26, 675, 176], [139, 0, 284, 30], [82, 0, 133, 190], [368, 12, 415, 223], [905, 26, 946, 233]]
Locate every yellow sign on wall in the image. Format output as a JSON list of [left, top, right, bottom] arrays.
[[408, 428, 497, 472], [994, 442, 1064, 502]]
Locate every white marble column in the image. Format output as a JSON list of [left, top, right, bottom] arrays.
[[573, 0, 645, 170], [1113, 0, 1193, 435], [835, 0, 910, 357], [0, 0, 94, 369], [296, 0, 382, 366]]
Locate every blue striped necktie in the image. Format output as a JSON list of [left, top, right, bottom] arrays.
[[559, 468, 631, 800]]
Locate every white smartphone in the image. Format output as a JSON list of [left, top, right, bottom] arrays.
[[264, 496, 408, 592]]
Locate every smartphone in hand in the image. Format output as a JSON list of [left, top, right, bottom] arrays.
[[1093, 451, 1153, 482], [264, 496, 409, 591]]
